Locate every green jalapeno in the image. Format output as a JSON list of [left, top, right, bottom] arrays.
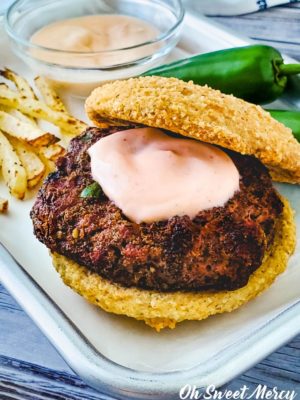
[[143, 45, 300, 104], [268, 109, 300, 142]]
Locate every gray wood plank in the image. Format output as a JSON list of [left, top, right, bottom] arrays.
[[212, 4, 300, 60], [0, 355, 112, 400], [1, 5, 300, 399], [0, 285, 72, 373]]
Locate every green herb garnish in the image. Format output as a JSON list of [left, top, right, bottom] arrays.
[[80, 182, 102, 198], [81, 132, 93, 142]]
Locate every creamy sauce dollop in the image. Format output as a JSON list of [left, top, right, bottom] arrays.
[[30, 15, 159, 68], [88, 128, 240, 223]]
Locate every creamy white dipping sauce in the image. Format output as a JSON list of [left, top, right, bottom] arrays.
[[30, 14, 159, 68], [88, 128, 240, 223]]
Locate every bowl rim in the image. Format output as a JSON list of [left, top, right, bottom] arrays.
[[4, 0, 185, 55]]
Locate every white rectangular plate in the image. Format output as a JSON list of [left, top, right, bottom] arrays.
[[0, 11, 300, 400]]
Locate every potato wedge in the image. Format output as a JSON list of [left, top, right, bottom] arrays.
[[10, 109, 37, 126], [8, 137, 45, 188], [34, 78, 74, 137], [0, 84, 87, 135], [39, 143, 66, 161], [0, 130, 27, 199], [0, 68, 37, 99], [35, 76, 67, 113], [1, 69, 37, 123], [0, 110, 58, 146], [1, 106, 38, 126], [0, 197, 8, 213], [35, 150, 55, 174]]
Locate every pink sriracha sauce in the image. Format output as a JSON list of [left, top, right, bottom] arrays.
[[88, 128, 240, 223], [30, 15, 159, 68]]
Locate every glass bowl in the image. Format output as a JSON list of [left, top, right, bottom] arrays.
[[5, 0, 184, 97]]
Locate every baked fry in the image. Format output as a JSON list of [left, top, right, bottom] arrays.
[[35, 76, 67, 113], [0, 104, 36, 125], [0, 84, 87, 136], [0, 197, 8, 213], [8, 137, 46, 188], [39, 143, 66, 161], [35, 150, 56, 174], [6, 107, 37, 126], [0, 68, 37, 99], [1, 69, 37, 123], [0, 110, 58, 146], [34, 77, 74, 137], [0, 130, 27, 199], [0, 68, 87, 202]]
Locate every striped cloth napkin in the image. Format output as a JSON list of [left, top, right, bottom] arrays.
[[187, 0, 299, 16]]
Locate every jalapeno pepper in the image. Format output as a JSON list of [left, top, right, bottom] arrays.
[[143, 45, 300, 104], [267, 109, 300, 142]]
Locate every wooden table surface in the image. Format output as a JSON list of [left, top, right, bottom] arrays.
[[1, 3, 300, 399]]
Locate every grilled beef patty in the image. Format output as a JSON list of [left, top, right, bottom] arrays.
[[31, 126, 283, 292]]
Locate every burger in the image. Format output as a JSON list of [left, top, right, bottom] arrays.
[[31, 77, 299, 331]]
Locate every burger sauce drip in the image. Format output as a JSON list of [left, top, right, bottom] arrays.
[[88, 128, 240, 223]]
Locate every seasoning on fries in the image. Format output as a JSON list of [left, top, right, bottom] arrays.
[[0, 197, 8, 213], [0, 68, 88, 202], [0, 130, 27, 199]]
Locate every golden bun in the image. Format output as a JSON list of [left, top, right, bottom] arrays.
[[85, 76, 300, 184], [52, 196, 295, 331]]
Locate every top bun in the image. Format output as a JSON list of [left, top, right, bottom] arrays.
[[85, 76, 300, 184]]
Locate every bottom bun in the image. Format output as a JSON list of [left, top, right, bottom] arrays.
[[52, 196, 296, 331]]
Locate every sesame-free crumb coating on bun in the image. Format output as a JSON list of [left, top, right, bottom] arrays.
[[85, 76, 300, 184], [52, 196, 296, 331]]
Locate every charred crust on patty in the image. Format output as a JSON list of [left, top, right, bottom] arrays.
[[31, 126, 284, 292]]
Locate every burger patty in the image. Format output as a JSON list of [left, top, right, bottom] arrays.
[[31, 126, 283, 292]]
